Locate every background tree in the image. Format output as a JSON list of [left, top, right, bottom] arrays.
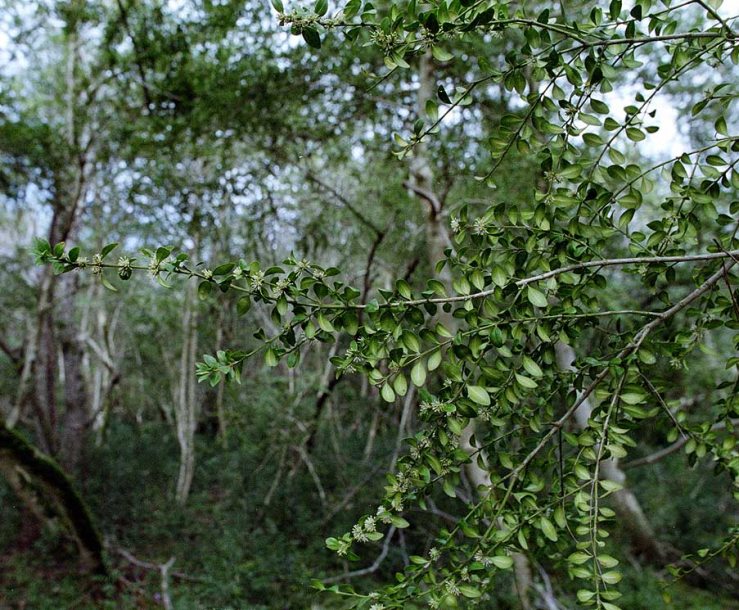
[[1, 0, 738, 608]]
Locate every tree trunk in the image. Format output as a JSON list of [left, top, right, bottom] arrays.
[[409, 51, 533, 609], [0, 418, 106, 574], [175, 281, 198, 504]]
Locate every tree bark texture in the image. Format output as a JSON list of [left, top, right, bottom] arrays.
[[175, 280, 199, 504], [0, 418, 106, 574]]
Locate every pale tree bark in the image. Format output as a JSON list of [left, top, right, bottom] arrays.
[[555, 343, 666, 562], [80, 280, 121, 445], [175, 279, 199, 504], [408, 51, 534, 609], [11, 11, 93, 471], [213, 315, 228, 445]]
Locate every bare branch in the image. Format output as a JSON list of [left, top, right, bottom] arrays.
[[322, 526, 398, 583], [623, 419, 738, 469]]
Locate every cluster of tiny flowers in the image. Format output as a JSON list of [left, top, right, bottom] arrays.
[[352, 524, 369, 542], [352, 516, 377, 543], [369, 28, 399, 53], [76, 256, 88, 269], [474, 550, 494, 567], [296, 258, 310, 271], [410, 434, 432, 459], [201, 268, 213, 280], [450, 216, 461, 233], [376, 505, 393, 525], [232, 266, 243, 279], [273, 277, 289, 295], [444, 580, 460, 597], [389, 471, 411, 495], [472, 217, 488, 234], [148, 258, 161, 277], [369, 604, 385, 610], [429, 547, 441, 562], [419, 398, 447, 416], [250, 270, 265, 290], [91, 253, 103, 275], [335, 538, 351, 557]]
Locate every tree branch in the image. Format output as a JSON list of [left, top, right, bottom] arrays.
[[622, 419, 738, 469], [322, 526, 398, 583]]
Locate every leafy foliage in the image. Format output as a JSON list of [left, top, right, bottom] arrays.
[[17, 0, 739, 607]]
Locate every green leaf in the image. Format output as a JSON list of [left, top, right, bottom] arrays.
[[314, 0, 328, 16], [568, 552, 591, 565], [271, 0, 284, 11], [601, 570, 622, 584], [101, 275, 118, 292], [317, 313, 335, 332], [427, 349, 442, 371], [302, 27, 321, 49], [431, 46, 453, 62], [411, 360, 427, 387], [458, 585, 481, 598], [101, 242, 118, 259], [599, 479, 623, 493], [381, 382, 396, 403], [491, 265, 508, 287], [389, 515, 410, 528], [198, 281, 213, 300], [393, 373, 408, 397], [527, 286, 548, 308], [522, 356, 543, 377], [467, 385, 490, 406], [626, 127, 645, 142], [490, 555, 514, 569], [515, 373, 538, 389], [597, 554, 619, 568], [237, 296, 252, 317], [620, 392, 645, 405], [264, 348, 279, 367], [540, 516, 558, 541]]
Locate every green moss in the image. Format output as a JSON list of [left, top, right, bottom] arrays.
[[0, 423, 106, 575]]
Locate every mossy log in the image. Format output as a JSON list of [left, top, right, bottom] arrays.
[[0, 420, 106, 575]]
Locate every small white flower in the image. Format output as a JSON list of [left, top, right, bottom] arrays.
[[352, 524, 368, 542]]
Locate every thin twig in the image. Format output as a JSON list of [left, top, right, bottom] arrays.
[[623, 419, 738, 469]]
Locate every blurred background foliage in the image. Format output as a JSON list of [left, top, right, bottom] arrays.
[[0, 0, 737, 608]]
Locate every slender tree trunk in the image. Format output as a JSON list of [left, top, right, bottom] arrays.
[[175, 280, 198, 504], [22, 19, 91, 471], [214, 310, 228, 445], [409, 51, 533, 609]]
